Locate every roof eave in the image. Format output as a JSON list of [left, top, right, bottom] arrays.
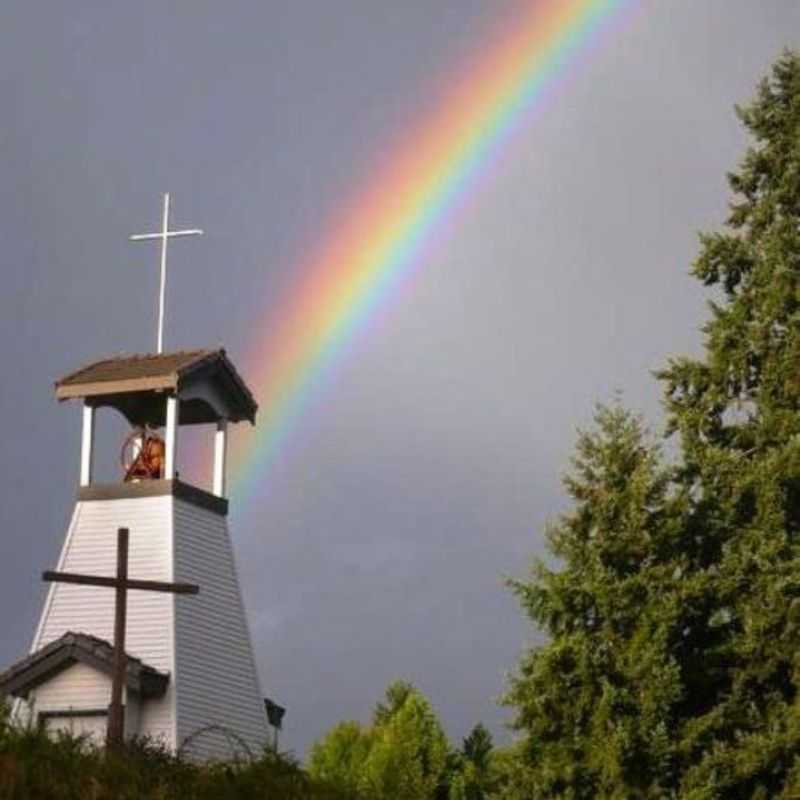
[[0, 632, 170, 701], [55, 375, 178, 401]]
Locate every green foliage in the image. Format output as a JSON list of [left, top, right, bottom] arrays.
[[0, 700, 349, 800], [656, 49, 800, 800], [306, 719, 373, 796], [310, 687, 506, 800], [482, 743, 540, 800], [0, 688, 493, 800], [504, 404, 687, 798], [448, 723, 497, 800], [504, 51, 800, 799], [309, 681, 450, 800], [462, 723, 493, 772]]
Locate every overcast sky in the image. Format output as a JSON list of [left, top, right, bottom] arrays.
[[1, 1, 797, 756]]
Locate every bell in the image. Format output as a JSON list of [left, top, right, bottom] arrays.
[[122, 428, 166, 481]]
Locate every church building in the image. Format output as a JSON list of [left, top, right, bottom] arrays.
[[0, 198, 274, 759]]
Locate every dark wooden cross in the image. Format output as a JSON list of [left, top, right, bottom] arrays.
[[42, 527, 199, 749]]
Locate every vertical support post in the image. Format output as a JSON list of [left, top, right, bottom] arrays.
[[80, 403, 95, 487], [164, 395, 179, 480], [213, 419, 228, 497], [107, 527, 129, 750]]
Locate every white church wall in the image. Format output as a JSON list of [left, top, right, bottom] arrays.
[[44, 711, 107, 746], [27, 492, 268, 759], [28, 662, 145, 742], [29, 662, 110, 747], [173, 499, 269, 760], [33, 496, 176, 749], [31, 661, 111, 712]]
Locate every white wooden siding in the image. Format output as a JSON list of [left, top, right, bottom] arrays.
[[45, 712, 107, 745], [32, 497, 176, 749], [173, 499, 269, 760], [28, 494, 268, 760], [33, 662, 111, 710], [31, 663, 141, 742]]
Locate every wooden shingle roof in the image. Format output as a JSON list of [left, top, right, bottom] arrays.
[[54, 349, 257, 426], [57, 350, 214, 393], [0, 631, 169, 700]]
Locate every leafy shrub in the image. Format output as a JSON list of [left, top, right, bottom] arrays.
[[0, 702, 349, 800]]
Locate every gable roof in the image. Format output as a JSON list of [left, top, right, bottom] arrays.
[[54, 349, 257, 425], [0, 632, 169, 700], [56, 350, 213, 391]]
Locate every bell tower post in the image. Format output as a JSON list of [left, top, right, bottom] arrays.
[[80, 403, 95, 487], [213, 420, 228, 498], [164, 395, 180, 481]]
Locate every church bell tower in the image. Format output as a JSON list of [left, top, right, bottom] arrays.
[[0, 198, 271, 759]]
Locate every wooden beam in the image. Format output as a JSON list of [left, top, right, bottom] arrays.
[[41, 527, 199, 750], [42, 571, 198, 595], [106, 527, 129, 749]]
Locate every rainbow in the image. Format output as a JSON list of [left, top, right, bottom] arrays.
[[229, 0, 632, 500]]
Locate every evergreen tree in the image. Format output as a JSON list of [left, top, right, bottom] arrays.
[[657, 50, 800, 799], [448, 723, 495, 800], [504, 404, 688, 798], [462, 723, 493, 774], [505, 51, 800, 799]]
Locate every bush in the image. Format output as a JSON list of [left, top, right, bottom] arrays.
[[0, 703, 350, 800]]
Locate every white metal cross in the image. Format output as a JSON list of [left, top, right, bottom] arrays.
[[129, 193, 203, 354]]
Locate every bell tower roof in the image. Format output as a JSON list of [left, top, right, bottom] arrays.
[[55, 348, 257, 427]]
